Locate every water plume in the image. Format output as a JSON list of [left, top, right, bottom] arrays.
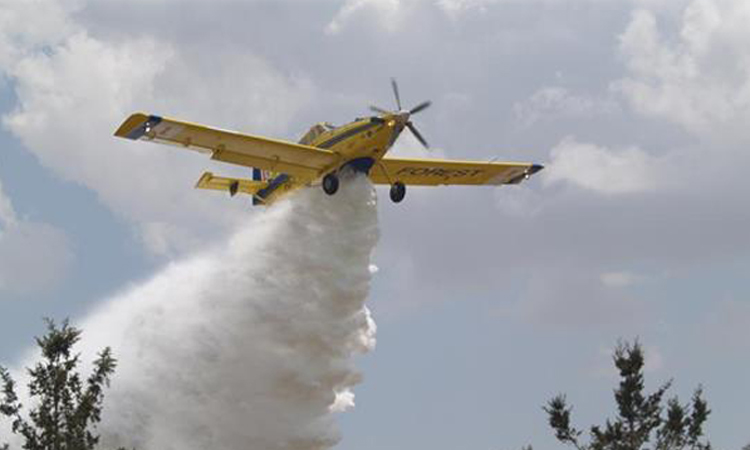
[[8, 175, 379, 450]]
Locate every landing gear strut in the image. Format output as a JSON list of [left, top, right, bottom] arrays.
[[389, 182, 406, 203], [322, 173, 339, 195]]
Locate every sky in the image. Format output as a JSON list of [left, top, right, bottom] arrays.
[[1, 0, 749, 449]]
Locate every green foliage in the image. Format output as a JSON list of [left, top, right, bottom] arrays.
[[0, 319, 120, 450], [544, 340, 712, 450]]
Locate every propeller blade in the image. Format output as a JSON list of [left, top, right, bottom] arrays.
[[407, 122, 429, 149], [391, 78, 402, 111], [370, 105, 391, 115], [409, 101, 432, 115]]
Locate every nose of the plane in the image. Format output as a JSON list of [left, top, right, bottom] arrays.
[[396, 111, 410, 126]]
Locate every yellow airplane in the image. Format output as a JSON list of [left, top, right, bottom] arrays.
[[114, 80, 543, 206]]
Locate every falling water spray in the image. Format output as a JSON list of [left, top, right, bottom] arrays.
[[6, 175, 379, 450]]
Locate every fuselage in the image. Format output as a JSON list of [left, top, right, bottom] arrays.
[[256, 113, 407, 204]]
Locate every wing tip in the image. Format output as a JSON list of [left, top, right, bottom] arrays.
[[114, 112, 163, 140], [529, 163, 545, 175], [195, 171, 214, 189], [506, 163, 545, 185]]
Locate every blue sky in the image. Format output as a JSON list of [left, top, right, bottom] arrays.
[[1, 0, 749, 449]]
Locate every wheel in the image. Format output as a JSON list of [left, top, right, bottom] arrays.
[[322, 173, 339, 195], [389, 182, 406, 203]]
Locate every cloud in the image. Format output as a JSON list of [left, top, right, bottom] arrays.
[[543, 136, 660, 194], [513, 86, 619, 127], [0, 177, 72, 296], [0, 1, 316, 255], [0, 0, 80, 68], [614, 0, 750, 140], [328, 0, 628, 33], [437, 0, 498, 18], [326, 0, 406, 35], [0, 181, 15, 227]]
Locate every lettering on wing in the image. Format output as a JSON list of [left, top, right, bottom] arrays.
[[394, 167, 484, 179]]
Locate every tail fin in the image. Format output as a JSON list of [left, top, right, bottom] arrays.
[[252, 168, 262, 204]]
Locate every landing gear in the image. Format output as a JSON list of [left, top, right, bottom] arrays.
[[322, 173, 339, 195], [389, 182, 406, 203]]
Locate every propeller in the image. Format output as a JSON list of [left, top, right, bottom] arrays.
[[370, 78, 432, 149], [391, 78, 402, 111]]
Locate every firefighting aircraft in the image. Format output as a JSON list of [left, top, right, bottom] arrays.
[[114, 80, 543, 206]]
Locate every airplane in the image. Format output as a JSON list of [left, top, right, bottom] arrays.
[[114, 80, 544, 206]]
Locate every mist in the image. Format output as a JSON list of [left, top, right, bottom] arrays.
[[6, 175, 379, 450]]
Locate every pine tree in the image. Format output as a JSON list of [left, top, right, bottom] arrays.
[[544, 340, 711, 450], [0, 319, 121, 450]]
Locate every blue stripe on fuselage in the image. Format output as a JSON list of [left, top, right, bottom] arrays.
[[256, 173, 290, 200], [317, 121, 379, 149]]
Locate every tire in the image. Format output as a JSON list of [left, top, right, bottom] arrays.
[[322, 173, 339, 195], [389, 182, 406, 203]]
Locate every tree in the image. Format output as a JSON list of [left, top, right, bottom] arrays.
[[545, 340, 711, 450], [0, 319, 119, 450]]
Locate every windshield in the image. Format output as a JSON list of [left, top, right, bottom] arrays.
[[299, 123, 336, 145]]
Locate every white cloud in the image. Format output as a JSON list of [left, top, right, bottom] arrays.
[[326, 0, 406, 35], [0, 0, 81, 68], [543, 136, 660, 194], [437, 0, 497, 18], [1, 2, 316, 255], [0, 179, 15, 227], [513, 86, 619, 127], [0, 178, 72, 296], [438, 0, 639, 19], [614, 0, 750, 140], [137, 221, 198, 257], [329, 0, 630, 29]]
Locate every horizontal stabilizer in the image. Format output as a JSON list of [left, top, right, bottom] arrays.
[[195, 172, 268, 198]]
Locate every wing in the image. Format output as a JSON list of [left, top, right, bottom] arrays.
[[370, 157, 544, 186], [114, 113, 338, 179]]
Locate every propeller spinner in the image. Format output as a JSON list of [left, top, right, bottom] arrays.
[[370, 78, 432, 149]]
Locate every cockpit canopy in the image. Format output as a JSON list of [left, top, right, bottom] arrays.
[[298, 122, 336, 145]]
